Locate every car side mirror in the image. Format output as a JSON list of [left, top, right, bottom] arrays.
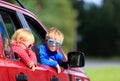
[[67, 51, 85, 67]]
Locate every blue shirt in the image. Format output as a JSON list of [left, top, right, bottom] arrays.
[[38, 44, 63, 68]]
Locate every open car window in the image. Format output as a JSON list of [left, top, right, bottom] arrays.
[[24, 15, 46, 62]]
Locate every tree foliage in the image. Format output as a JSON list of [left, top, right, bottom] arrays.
[[74, 0, 120, 57]]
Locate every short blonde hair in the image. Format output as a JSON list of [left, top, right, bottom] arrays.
[[11, 28, 34, 44], [46, 27, 64, 43]]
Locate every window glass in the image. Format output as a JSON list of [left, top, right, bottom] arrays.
[[25, 16, 45, 47], [29, 23, 43, 46], [0, 11, 15, 38], [0, 11, 16, 59]]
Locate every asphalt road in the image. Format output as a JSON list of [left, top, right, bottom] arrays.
[[84, 59, 120, 68]]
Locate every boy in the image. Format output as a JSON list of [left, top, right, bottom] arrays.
[[38, 27, 64, 74]]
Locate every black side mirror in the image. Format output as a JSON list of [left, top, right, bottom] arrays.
[[67, 51, 85, 67]]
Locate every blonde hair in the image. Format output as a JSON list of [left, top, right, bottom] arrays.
[[11, 28, 34, 44], [46, 27, 64, 43]]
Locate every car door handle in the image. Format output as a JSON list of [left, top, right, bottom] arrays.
[[16, 72, 28, 81], [76, 78, 81, 81], [50, 76, 59, 81]]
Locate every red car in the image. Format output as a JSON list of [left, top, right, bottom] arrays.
[[0, 0, 90, 81]]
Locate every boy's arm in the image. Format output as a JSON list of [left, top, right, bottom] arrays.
[[38, 46, 58, 68]]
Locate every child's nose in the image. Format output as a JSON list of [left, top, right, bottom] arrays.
[[52, 43, 56, 46]]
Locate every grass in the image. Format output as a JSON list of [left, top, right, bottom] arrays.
[[84, 66, 120, 81]]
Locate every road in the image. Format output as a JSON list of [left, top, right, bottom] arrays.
[[84, 59, 120, 68]]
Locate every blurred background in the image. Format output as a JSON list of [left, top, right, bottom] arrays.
[[5, 0, 120, 81]]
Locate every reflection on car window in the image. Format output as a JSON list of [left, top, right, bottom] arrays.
[[27, 22, 43, 46], [0, 11, 16, 59], [0, 11, 15, 38]]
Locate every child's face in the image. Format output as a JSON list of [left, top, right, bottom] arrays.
[[46, 38, 62, 52]]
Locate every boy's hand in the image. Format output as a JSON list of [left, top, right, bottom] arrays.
[[56, 64, 61, 74], [49, 58, 54, 61]]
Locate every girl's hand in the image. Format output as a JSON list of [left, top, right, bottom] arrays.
[[29, 62, 36, 71], [31, 65, 35, 71]]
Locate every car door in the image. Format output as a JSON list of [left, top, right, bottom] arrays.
[[0, 6, 48, 81]]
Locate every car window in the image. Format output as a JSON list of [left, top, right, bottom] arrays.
[[0, 11, 14, 59], [28, 23, 43, 47], [24, 15, 46, 62], [24, 15, 67, 62], [25, 15, 46, 46], [0, 10, 22, 59], [0, 11, 15, 37]]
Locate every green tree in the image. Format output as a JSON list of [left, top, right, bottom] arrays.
[[110, 0, 120, 56], [74, 0, 120, 57]]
